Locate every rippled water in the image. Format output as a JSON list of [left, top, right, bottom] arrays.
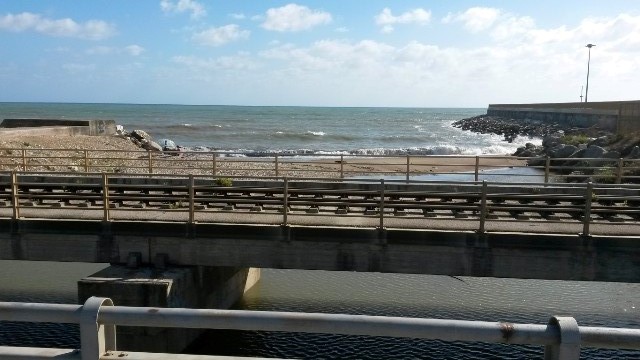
[[1, 261, 638, 359]]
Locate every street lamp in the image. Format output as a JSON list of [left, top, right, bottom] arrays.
[[585, 43, 596, 103]]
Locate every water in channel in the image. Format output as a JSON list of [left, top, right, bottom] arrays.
[[0, 261, 639, 359]]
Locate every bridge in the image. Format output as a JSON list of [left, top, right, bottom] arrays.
[[2, 171, 640, 280], [2, 167, 640, 353]]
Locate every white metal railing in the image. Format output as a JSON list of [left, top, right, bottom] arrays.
[[1, 148, 639, 183], [1, 297, 639, 359]]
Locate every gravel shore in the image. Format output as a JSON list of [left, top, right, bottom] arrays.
[[0, 133, 523, 178]]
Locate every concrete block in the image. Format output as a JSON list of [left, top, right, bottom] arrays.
[[78, 265, 260, 353]]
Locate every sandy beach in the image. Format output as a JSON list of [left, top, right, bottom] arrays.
[[0, 133, 524, 177]]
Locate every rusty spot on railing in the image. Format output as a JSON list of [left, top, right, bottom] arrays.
[[499, 322, 515, 342]]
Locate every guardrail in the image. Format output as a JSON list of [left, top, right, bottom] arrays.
[[1, 148, 639, 183], [1, 297, 639, 359], [1, 172, 640, 236]]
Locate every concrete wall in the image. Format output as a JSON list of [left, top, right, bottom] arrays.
[[488, 100, 640, 133], [0, 119, 117, 136], [78, 265, 260, 353], [3, 219, 640, 282]]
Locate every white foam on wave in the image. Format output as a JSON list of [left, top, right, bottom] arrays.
[[307, 131, 325, 136]]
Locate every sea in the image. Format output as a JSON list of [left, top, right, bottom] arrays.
[[0, 102, 534, 156], [0, 102, 639, 359]]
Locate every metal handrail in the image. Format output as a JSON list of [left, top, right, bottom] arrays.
[[2, 148, 639, 183], [0, 297, 639, 360], [2, 172, 640, 236]]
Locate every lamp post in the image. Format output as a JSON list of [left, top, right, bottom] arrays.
[[585, 43, 595, 103]]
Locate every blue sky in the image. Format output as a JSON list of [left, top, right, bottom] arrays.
[[0, 1, 638, 107]]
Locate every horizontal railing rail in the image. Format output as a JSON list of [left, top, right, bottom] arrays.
[[1, 148, 639, 183], [1, 172, 640, 236], [1, 297, 639, 359]]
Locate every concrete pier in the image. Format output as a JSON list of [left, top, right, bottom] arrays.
[[487, 100, 640, 134], [78, 265, 260, 353]]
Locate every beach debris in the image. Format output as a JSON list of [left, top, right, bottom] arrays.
[[158, 139, 177, 151]]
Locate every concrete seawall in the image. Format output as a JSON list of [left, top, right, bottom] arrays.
[[487, 100, 640, 134], [0, 119, 117, 136]]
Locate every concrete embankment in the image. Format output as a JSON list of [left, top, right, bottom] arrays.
[[0, 119, 117, 136]]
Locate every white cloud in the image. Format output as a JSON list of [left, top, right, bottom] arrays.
[[262, 4, 332, 32], [86, 45, 145, 56], [0, 12, 115, 40], [125, 45, 145, 56], [160, 0, 206, 19], [230, 13, 246, 20], [172, 55, 257, 71], [374, 8, 431, 33], [192, 25, 250, 46], [442, 7, 501, 33]]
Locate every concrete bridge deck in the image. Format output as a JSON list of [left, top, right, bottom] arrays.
[[1, 173, 640, 282]]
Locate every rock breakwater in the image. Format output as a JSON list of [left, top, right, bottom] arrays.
[[453, 114, 640, 183]]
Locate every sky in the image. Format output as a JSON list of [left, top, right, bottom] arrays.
[[0, 0, 639, 107]]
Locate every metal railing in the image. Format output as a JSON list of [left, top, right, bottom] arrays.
[[1, 148, 639, 183], [1, 172, 640, 236], [1, 297, 639, 359]]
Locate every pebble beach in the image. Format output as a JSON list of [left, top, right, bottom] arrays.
[[0, 132, 524, 178]]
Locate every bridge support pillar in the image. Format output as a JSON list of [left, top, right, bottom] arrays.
[[77, 265, 260, 353]]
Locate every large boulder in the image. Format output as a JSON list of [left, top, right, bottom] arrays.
[[582, 145, 606, 159], [549, 144, 577, 159], [602, 151, 621, 159], [141, 139, 162, 152], [626, 146, 640, 159], [542, 134, 562, 149], [588, 136, 610, 147], [131, 130, 152, 142]]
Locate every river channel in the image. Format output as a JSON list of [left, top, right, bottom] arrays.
[[0, 260, 639, 359]]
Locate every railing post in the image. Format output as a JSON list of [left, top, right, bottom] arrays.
[[212, 152, 217, 176], [615, 158, 623, 184], [379, 179, 385, 229], [478, 181, 487, 233], [21, 148, 27, 171], [581, 182, 593, 237], [80, 297, 116, 360], [275, 155, 279, 177], [84, 150, 89, 173], [102, 173, 110, 222], [188, 175, 195, 224], [10, 171, 20, 220], [340, 154, 344, 178], [544, 316, 581, 360], [474, 156, 480, 182], [406, 155, 410, 183], [282, 177, 288, 226], [147, 151, 153, 174], [544, 156, 550, 184]]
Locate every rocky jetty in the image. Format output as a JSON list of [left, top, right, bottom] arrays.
[[454, 114, 640, 183], [452, 115, 611, 143]]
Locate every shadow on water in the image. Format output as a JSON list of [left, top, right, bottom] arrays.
[[187, 270, 640, 359]]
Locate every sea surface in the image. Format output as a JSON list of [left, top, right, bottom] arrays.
[[0, 103, 638, 358], [0, 102, 538, 156]]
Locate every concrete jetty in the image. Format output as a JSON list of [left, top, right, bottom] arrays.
[[487, 100, 640, 134]]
